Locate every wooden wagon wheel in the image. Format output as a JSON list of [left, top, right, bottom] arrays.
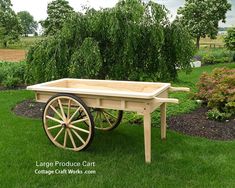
[[42, 94, 94, 151], [90, 108, 123, 131]]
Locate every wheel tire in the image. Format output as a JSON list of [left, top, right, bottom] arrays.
[[42, 94, 94, 151]]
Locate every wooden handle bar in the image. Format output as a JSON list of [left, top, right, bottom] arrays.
[[169, 87, 190, 92], [154, 97, 179, 104]]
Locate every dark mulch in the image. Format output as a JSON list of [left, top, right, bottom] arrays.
[[0, 86, 26, 91], [13, 99, 235, 141], [13, 99, 45, 119], [168, 107, 235, 141]]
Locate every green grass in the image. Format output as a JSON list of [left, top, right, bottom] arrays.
[[0, 63, 235, 187]]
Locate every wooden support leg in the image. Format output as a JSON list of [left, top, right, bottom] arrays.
[[143, 113, 151, 163], [160, 103, 167, 140]]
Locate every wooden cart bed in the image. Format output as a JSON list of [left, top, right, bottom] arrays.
[[27, 78, 171, 99], [27, 78, 189, 163]]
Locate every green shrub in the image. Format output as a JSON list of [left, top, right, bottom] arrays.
[[207, 108, 232, 121], [195, 68, 235, 121], [26, 0, 195, 83], [224, 27, 235, 51], [0, 61, 26, 88], [202, 54, 216, 64], [2, 76, 21, 88], [200, 48, 233, 65]]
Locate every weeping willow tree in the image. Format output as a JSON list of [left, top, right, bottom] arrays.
[[26, 0, 195, 83]]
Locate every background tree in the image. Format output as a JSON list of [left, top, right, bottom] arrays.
[[0, 0, 22, 47], [27, 0, 195, 83], [40, 0, 74, 35], [177, 0, 231, 49], [17, 11, 37, 37], [224, 27, 235, 51]]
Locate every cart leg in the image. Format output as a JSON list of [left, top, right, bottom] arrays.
[[160, 103, 166, 140], [143, 113, 151, 163]]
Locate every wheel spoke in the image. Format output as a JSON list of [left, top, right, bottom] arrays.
[[54, 127, 64, 141], [70, 125, 90, 134], [48, 124, 61, 130], [71, 129, 85, 144], [67, 129, 77, 149], [71, 118, 89, 125], [99, 112, 104, 128], [46, 115, 63, 124], [102, 112, 113, 127], [103, 110, 118, 119], [94, 111, 98, 122], [49, 105, 64, 120], [63, 129, 68, 148], [68, 107, 81, 123], [67, 99, 71, 119], [58, 99, 66, 120]]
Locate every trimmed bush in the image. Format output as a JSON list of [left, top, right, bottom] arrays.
[[195, 68, 235, 120]]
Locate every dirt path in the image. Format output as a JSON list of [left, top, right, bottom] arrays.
[[0, 49, 27, 62]]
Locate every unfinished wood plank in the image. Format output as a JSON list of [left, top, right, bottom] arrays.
[[27, 78, 171, 99], [143, 112, 151, 163], [169, 87, 190, 92], [155, 97, 179, 104], [160, 103, 167, 140]]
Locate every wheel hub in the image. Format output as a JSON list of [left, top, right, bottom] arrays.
[[62, 123, 68, 128]]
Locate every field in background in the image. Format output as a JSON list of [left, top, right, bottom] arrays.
[[0, 37, 43, 62], [0, 36, 43, 50], [200, 35, 225, 48], [0, 49, 27, 62]]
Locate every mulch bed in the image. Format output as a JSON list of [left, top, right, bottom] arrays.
[[13, 99, 45, 119], [12, 99, 235, 141], [168, 107, 235, 141], [0, 86, 26, 91]]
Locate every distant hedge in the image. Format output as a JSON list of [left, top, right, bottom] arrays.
[[26, 0, 195, 83]]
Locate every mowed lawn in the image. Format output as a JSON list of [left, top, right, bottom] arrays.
[[0, 63, 235, 188]]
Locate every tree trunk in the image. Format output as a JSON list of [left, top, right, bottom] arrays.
[[196, 36, 200, 49]]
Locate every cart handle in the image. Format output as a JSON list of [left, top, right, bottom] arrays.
[[169, 87, 190, 92], [154, 97, 179, 104]]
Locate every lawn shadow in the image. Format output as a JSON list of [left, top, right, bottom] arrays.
[[89, 126, 142, 155]]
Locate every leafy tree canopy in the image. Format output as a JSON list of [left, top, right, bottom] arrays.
[[0, 0, 22, 47], [40, 0, 75, 35], [177, 0, 231, 48], [224, 27, 235, 51], [27, 0, 195, 83], [17, 11, 38, 36]]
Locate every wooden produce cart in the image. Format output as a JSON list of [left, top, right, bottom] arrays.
[[27, 78, 189, 163]]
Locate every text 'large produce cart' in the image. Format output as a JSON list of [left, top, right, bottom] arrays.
[[27, 78, 189, 163]]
